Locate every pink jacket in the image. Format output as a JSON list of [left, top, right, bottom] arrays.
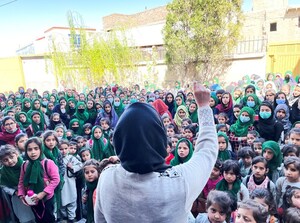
[[18, 159, 60, 200]]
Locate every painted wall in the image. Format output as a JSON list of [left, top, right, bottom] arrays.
[[0, 57, 25, 93]]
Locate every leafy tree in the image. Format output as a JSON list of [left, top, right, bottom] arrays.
[[48, 11, 141, 90], [163, 0, 242, 85]]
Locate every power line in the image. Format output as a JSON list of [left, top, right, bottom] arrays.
[[0, 0, 18, 8]]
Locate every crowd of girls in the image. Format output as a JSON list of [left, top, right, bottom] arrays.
[[0, 71, 299, 222]]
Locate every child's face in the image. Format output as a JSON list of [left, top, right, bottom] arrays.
[[209, 98, 216, 107], [84, 128, 91, 135], [223, 170, 237, 184], [189, 103, 197, 113], [84, 166, 99, 182], [218, 127, 227, 134], [44, 135, 57, 150], [68, 145, 77, 155], [218, 137, 227, 151], [77, 140, 84, 149], [291, 189, 300, 209], [55, 128, 64, 137], [171, 137, 178, 149], [101, 122, 109, 130], [294, 123, 300, 128], [32, 114, 40, 124], [233, 107, 241, 119], [276, 109, 286, 119], [290, 133, 300, 146], [166, 145, 172, 154], [163, 118, 171, 126], [284, 152, 297, 160], [59, 143, 69, 156], [52, 115, 60, 122], [221, 94, 230, 105], [26, 142, 41, 160], [81, 150, 91, 162], [247, 134, 255, 146], [94, 128, 103, 139], [167, 128, 175, 137], [263, 148, 274, 161], [210, 167, 221, 180], [207, 203, 227, 223], [252, 197, 269, 212], [253, 143, 262, 156], [177, 142, 189, 158], [1, 153, 18, 167], [242, 156, 252, 167], [19, 114, 27, 123], [252, 162, 267, 180], [181, 121, 189, 128], [16, 136, 28, 151], [184, 129, 193, 138], [217, 116, 226, 124], [235, 208, 256, 223], [285, 163, 300, 182], [178, 109, 186, 119]]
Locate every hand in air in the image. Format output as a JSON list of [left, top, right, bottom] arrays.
[[193, 82, 210, 108]]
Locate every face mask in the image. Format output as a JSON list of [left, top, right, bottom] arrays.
[[130, 99, 137, 104], [78, 109, 85, 113], [240, 115, 250, 123], [276, 99, 285, 105], [57, 136, 62, 141], [6, 128, 18, 134], [150, 97, 155, 102], [259, 111, 272, 119], [61, 109, 66, 113], [53, 121, 60, 125], [108, 98, 113, 104], [67, 136, 72, 140], [247, 101, 255, 108], [114, 102, 120, 107], [42, 101, 48, 106], [19, 89, 24, 93], [16, 95, 21, 98], [72, 127, 79, 131]]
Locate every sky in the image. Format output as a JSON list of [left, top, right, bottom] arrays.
[[0, 0, 299, 57]]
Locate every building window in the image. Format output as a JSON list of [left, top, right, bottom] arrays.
[[270, 23, 277, 32]]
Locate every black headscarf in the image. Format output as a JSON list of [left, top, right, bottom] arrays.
[[113, 102, 170, 174]]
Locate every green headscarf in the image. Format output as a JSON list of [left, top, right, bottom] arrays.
[[230, 107, 254, 137], [174, 95, 186, 112], [113, 97, 125, 117], [15, 112, 32, 129], [245, 94, 261, 112], [171, 138, 194, 166], [30, 111, 45, 135], [210, 93, 219, 108], [262, 140, 282, 171], [86, 101, 97, 123], [216, 178, 242, 200], [23, 138, 45, 194], [91, 126, 107, 161], [69, 118, 83, 136], [74, 102, 89, 127], [188, 101, 198, 124], [217, 132, 231, 161], [0, 156, 23, 188]]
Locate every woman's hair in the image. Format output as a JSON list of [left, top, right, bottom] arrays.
[[283, 186, 300, 209], [238, 146, 255, 159], [206, 190, 233, 215], [25, 137, 42, 151], [58, 139, 69, 148], [238, 199, 268, 223], [233, 104, 243, 110], [289, 127, 300, 136], [183, 124, 196, 136], [216, 124, 228, 132], [221, 160, 240, 177], [284, 156, 300, 172], [252, 156, 268, 167], [83, 123, 93, 130], [247, 130, 260, 138], [218, 112, 229, 120], [281, 144, 299, 157], [31, 111, 41, 119], [284, 207, 300, 223], [14, 133, 27, 144], [214, 159, 223, 171], [83, 158, 100, 173], [0, 144, 18, 160], [100, 117, 111, 125], [166, 124, 178, 133], [181, 118, 192, 125], [250, 188, 276, 214], [75, 136, 84, 142], [253, 137, 265, 145], [42, 130, 59, 145], [2, 116, 15, 126]]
